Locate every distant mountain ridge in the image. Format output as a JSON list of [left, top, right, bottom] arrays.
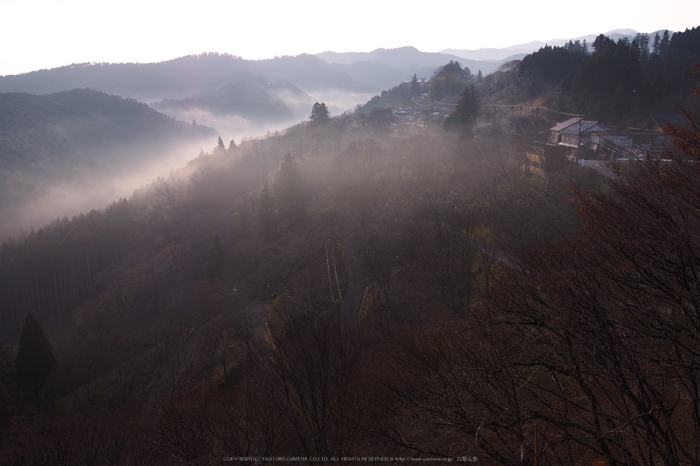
[[149, 78, 315, 124], [315, 46, 524, 91], [0, 53, 376, 101], [0, 49, 524, 112], [0, 31, 681, 104], [0, 88, 215, 239], [318, 46, 474, 67], [0, 88, 213, 170], [441, 29, 673, 61], [0, 53, 381, 134]]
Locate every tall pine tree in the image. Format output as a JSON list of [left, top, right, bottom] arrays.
[[443, 85, 480, 138], [15, 312, 56, 408], [215, 136, 226, 153], [307, 102, 330, 129], [0, 344, 17, 436]]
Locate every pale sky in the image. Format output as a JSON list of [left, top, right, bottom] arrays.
[[1, 0, 698, 76]]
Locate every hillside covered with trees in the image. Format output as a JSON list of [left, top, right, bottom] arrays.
[[482, 27, 700, 127], [0, 27, 700, 464], [0, 88, 216, 240], [0, 90, 606, 462]]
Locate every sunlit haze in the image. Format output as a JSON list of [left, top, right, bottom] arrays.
[[1, 0, 698, 76]]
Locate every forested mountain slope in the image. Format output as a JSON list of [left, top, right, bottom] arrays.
[[316, 46, 514, 90], [1, 35, 700, 463], [0, 53, 376, 137], [473, 26, 700, 128], [0, 88, 610, 462], [0, 88, 215, 239]]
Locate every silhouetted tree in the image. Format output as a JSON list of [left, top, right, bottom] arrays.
[[410, 74, 421, 95], [572, 36, 642, 120], [443, 85, 480, 138], [308, 102, 330, 129], [519, 45, 586, 95], [660, 30, 672, 58], [15, 312, 55, 409], [0, 345, 17, 442], [653, 32, 662, 56], [635, 33, 650, 61], [592, 33, 616, 53]]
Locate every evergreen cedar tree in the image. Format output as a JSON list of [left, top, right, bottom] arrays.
[[15, 312, 56, 396], [516, 28, 700, 124], [308, 102, 330, 128], [0, 347, 17, 425], [215, 136, 226, 153], [205, 232, 224, 281], [443, 85, 480, 137], [410, 74, 421, 95]]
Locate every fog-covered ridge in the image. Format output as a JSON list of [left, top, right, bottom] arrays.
[[0, 88, 216, 239]]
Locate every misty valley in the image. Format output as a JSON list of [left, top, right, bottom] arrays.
[[1, 27, 700, 464]]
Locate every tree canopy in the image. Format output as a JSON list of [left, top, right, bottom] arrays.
[[308, 102, 331, 129], [519, 45, 586, 94], [15, 312, 56, 397], [443, 85, 480, 138], [429, 61, 471, 101]]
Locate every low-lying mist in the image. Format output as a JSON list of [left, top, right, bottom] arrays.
[[306, 90, 376, 115], [0, 88, 376, 242], [156, 108, 305, 144], [151, 88, 376, 141], [0, 140, 214, 241]]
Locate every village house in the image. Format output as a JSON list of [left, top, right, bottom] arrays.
[[546, 114, 682, 161], [642, 114, 684, 157], [548, 118, 598, 160]]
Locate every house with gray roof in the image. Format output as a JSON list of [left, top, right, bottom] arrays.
[[547, 114, 683, 160]]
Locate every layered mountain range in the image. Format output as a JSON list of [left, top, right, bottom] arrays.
[[0, 28, 679, 239], [0, 89, 215, 239]]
